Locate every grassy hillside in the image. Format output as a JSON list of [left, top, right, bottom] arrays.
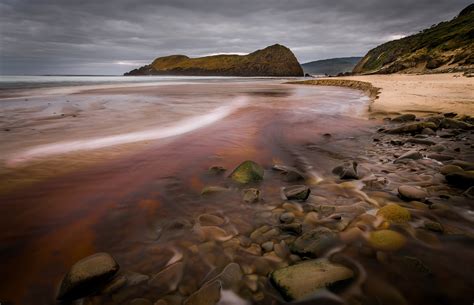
[[125, 44, 304, 76], [301, 57, 362, 76], [353, 4, 474, 74]]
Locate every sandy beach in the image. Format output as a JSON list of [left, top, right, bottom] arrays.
[[294, 73, 474, 116]]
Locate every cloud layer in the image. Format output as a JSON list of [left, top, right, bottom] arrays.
[[0, 0, 471, 75]]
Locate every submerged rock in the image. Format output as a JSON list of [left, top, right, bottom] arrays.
[[270, 258, 354, 301], [208, 165, 226, 175], [398, 185, 427, 202], [148, 262, 184, 294], [445, 171, 474, 188], [386, 122, 437, 134], [332, 161, 359, 179], [377, 203, 411, 223], [242, 188, 260, 203], [201, 186, 229, 196], [290, 227, 338, 257], [230, 160, 264, 184], [394, 150, 423, 163], [368, 230, 406, 251], [283, 185, 311, 201], [57, 252, 119, 300], [272, 164, 305, 182], [184, 280, 221, 305]]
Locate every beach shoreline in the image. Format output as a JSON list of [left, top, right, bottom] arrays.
[[290, 73, 474, 117]]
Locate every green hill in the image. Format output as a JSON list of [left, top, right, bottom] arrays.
[[125, 44, 304, 77], [301, 57, 362, 76], [353, 4, 474, 74]]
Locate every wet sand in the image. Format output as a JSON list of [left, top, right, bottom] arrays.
[[0, 79, 473, 305]]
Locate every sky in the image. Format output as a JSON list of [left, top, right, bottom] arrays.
[[0, 0, 471, 75]]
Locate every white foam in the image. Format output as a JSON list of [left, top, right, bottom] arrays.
[[8, 97, 248, 166]]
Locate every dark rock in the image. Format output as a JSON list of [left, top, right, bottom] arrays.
[[390, 140, 404, 146], [332, 161, 359, 179], [391, 114, 416, 123], [398, 185, 428, 201], [279, 223, 303, 235], [443, 112, 457, 118], [57, 253, 119, 300], [424, 221, 444, 233], [386, 122, 437, 134], [230, 160, 264, 184], [445, 171, 474, 188], [406, 138, 436, 146], [279, 212, 295, 223], [421, 128, 436, 135], [283, 185, 311, 201], [290, 227, 338, 257], [440, 118, 474, 130], [208, 165, 226, 175]]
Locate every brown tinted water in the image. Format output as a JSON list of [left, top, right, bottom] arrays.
[[0, 80, 473, 305]]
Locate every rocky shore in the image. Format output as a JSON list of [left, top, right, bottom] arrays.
[[57, 111, 474, 305]]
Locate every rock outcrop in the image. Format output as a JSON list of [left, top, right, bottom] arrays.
[[125, 44, 304, 76]]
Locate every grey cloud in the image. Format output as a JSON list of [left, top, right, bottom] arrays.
[[0, 0, 471, 75]]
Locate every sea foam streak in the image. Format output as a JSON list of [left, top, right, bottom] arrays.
[[8, 97, 248, 166]]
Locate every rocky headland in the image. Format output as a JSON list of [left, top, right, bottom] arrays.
[[124, 44, 304, 77]]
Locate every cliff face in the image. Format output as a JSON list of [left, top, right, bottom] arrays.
[[125, 44, 304, 76], [353, 4, 474, 74]]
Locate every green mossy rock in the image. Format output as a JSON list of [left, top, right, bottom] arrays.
[[270, 258, 354, 301], [368, 230, 406, 251], [290, 227, 338, 257], [229, 160, 264, 184], [377, 204, 411, 223]]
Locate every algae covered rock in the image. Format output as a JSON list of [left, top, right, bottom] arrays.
[[290, 227, 338, 257], [57, 252, 120, 300], [377, 204, 411, 223], [270, 258, 354, 301], [230, 160, 264, 184], [368, 230, 406, 251]]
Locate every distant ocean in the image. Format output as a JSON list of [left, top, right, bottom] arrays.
[[0, 75, 297, 90]]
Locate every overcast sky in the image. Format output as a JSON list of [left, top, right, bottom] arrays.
[[0, 0, 471, 75]]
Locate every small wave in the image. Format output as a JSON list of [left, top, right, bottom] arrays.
[[8, 97, 248, 166]]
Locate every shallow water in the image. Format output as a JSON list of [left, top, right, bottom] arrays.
[[0, 78, 472, 305]]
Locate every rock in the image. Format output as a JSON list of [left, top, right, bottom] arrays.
[[391, 114, 416, 123], [406, 138, 436, 145], [101, 274, 127, 295], [394, 150, 423, 163], [440, 118, 474, 130], [197, 214, 225, 226], [290, 227, 338, 257], [208, 165, 226, 175], [440, 165, 463, 175], [377, 203, 411, 223], [421, 128, 436, 135], [386, 122, 437, 134], [430, 144, 447, 152], [242, 188, 260, 203], [130, 298, 152, 305], [250, 226, 279, 244], [427, 154, 454, 161], [283, 185, 311, 201], [212, 263, 243, 289], [445, 171, 474, 188], [272, 164, 305, 182], [279, 212, 295, 223], [332, 161, 359, 179], [148, 262, 184, 294], [401, 256, 432, 276], [229, 160, 264, 184], [443, 112, 457, 118], [398, 185, 427, 201], [261, 241, 274, 252], [279, 223, 302, 235], [183, 281, 221, 305], [200, 186, 229, 196], [57, 252, 120, 300], [451, 160, 474, 170], [424, 221, 444, 233], [368, 230, 406, 251], [270, 258, 354, 301]]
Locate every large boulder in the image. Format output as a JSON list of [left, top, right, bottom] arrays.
[[270, 258, 354, 301], [57, 252, 119, 300], [230, 160, 264, 184]]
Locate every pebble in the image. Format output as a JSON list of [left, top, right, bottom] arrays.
[[398, 185, 428, 201], [394, 150, 423, 163], [242, 188, 260, 203], [279, 212, 295, 223], [283, 185, 311, 201], [261, 241, 274, 252]]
